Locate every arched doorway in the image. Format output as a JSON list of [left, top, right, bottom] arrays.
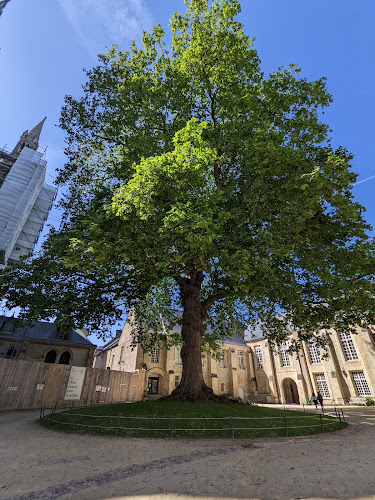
[[282, 378, 300, 404]]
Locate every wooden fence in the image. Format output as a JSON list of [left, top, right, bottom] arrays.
[[0, 358, 145, 410]]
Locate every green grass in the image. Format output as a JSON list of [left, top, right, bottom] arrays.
[[39, 401, 348, 439]]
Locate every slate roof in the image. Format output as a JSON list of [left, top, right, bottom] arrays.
[[0, 316, 95, 346]]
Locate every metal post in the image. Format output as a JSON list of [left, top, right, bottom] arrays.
[[341, 409, 345, 421], [230, 416, 234, 439], [303, 403, 305, 412], [74, 415, 78, 432], [49, 413, 52, 427], [320, 413, 324, 432], [338, 413, 342, 428], [170, 416, 173, 438], [284, 415, 288, 437], [115, 415, 120, 436]]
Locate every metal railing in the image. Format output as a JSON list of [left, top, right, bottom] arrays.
[[39, 407, 344, 438]]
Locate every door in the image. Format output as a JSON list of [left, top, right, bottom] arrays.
[[147, 377, 159, 395]]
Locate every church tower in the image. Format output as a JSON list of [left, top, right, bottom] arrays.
[[0, 119, 57, 266]]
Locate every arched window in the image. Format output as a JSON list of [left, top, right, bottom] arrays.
[[6, 345, 19, 358], [220, 382, 225, 392], [59, 351, 71, 365], [44, 350, 57, 363]]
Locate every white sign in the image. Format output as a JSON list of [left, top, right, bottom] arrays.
[[7, 387, 18, 392], [36, 384, 44, 390], [64, 367, 86, 400], [95, 385, 101, 392], [101, 387, 107, 393]]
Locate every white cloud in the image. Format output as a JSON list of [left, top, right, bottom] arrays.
[[57, 0, 153, 56]]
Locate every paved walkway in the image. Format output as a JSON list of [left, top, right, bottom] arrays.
[[0, 406, 374, 500]]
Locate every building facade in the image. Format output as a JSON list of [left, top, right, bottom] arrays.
[[93, 319, 375, 404], [0, 118, 56, 267], [0, 316, 96, 368]]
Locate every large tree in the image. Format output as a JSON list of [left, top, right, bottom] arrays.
[[2, 0, 375, 400]]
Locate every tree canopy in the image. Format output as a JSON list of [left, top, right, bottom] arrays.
[[2, 0, 375, 399]]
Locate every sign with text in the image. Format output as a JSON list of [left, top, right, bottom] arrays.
[[64, 366, 86, 400]]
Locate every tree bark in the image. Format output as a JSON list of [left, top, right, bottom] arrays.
[[162, 271, 218, 402]]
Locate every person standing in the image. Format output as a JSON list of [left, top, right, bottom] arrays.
[[311, 392, 318, 409], [317, 391, 324, 410]]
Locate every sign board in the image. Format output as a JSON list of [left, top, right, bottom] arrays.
[[101, 387, 107, 393], [7, 387, 18, 392], [64, 366, 86, 400], [95, 385, 101, 392], [36, 384, 44, 390]]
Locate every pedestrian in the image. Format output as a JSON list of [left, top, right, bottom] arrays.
[[317, 391, 324, 410], [311, 392, 318, 409]]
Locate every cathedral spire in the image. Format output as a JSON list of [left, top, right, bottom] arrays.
[[11, 117, 46, 157]]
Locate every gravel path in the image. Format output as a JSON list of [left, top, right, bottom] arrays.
[[0, 406, 374, 500]]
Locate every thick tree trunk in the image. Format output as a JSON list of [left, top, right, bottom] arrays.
[[162, 271, 218, 402]]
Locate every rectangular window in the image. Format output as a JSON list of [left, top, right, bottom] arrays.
[[120, 346, 125, 363], [254, 346, 263, 369], [174, 375, 180, 389], [151, 348, 160, 363], [219, 350, 226, 368], [238, 351, 245, 370], [315, 374, 330, 398], [339, 332, 358, 361], [201, 356, 205, 367], [111, 354, 115, 369], [175, 347, 182, 364], [352, 371, 371, 396], [279, 342, 290, 367], [307, 340, 321, 364]]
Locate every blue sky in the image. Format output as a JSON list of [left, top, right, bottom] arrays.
[[1, 0, 375, 340]]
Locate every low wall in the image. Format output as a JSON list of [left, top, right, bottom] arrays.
[[0, 358, 145, 410]]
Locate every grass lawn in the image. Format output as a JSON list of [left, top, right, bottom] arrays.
[[39, 401, 348, 439]]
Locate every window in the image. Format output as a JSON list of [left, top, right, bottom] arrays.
[[175, 347, 182, 364], [151, 348, 160, 363], [111, 354, 115, 369], [339, 332, 358, 361], [254, 346, 263, 369], [279, 342, 290, 367], [315, 374, 330, 398], [6, 345, 19, 359], [44, 350, 57, 363], [352, 371, 371, 396], [307, 340, 321, 364], [174, 375, 180, 389], [201, 356, 205, 367], [219, 350, 226, 368], [120, 346, 125, 363], [220, 382, 225, 392], [59, 351, 71, 365], [238, 351, 245, 370]]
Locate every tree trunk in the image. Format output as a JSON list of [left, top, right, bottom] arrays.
[[162, 271, 218, 402]]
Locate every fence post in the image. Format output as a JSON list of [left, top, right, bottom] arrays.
[[230, 417, 234, 439], [49, 413, 52, 427], [303, 403, 305, 412], [320, 413, 324, 432], [341, 409, 345, 421], [74, 415, 78, 432], [338, 413, 342, 428], [115, 415, 119, 437], [284, 415, 288, 437], [170, 416, 173, 438]]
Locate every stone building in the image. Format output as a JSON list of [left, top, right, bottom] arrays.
[[93, 319, 255, 400], [0, 316, 96, 368], [93, 318, 375, 403], [0, 118, 56, 267], [248, 326, 375, 405]]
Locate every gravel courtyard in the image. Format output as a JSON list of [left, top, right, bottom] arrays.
[[0, 405, 374, 500]]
